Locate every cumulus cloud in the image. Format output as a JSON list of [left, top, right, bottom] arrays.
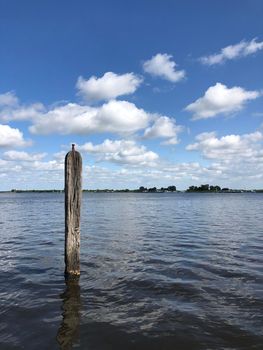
[[2, 138, 263, 189], [143, 116, 183, 144], [29, 160, 64, 171], [185, 129, 263, 186], [76, 72, 143, 102], [85, 162, 218, 188], [79, 139, 159, 166], [0, 103, 44, 122], [185, 83, 261, 120], [200, 38, 263, 65], [86, 160, 232, 189], [0, 90, 182, 144], [0, 91, 44, 122], [3, 150, 47, 162], [0, 92, 19, 107], [143, 53, 185, 82], [29, 100, 150, 135], [186, 130, 263, 160], [78, 130, 263, 188], [0, 152, 65, 190], [0, 124, 31, 148]]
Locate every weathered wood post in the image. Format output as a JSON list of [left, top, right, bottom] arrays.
[[65, 144, 82, 276]]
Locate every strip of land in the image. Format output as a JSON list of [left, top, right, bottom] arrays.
[[2, 184, 263, 193]]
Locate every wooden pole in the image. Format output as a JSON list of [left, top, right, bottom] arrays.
[[65, 144, 82, 276]]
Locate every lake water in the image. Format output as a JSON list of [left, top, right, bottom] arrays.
[[0, 192, 262, 349]]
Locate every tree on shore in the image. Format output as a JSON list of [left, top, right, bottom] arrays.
[[186, 184, 221, 192]]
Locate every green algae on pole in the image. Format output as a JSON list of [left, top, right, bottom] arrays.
[[65, 144, 82, 276]]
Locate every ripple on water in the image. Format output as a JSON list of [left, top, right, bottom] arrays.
[[0, 192, 263, 349]]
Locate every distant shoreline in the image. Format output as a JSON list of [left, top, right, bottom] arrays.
[[1, 189, 263, 194], [2, 184, 263, 194]]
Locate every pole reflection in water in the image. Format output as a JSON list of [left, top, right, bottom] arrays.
[[56, 276, 81, 349]]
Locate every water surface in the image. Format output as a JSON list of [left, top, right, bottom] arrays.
[[0, 192, 262, 349]]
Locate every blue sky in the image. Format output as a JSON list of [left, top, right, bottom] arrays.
[[0, 0, 263, 190]]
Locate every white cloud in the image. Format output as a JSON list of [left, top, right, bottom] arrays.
[[29, 100, 150, 136], [0, 124, 30, 148], [0, 91, 44, 122], [2, 138, 263, 189], [80, 130, 263, 188], [0, 158, 22, 173], [0, 92, 19, 107], [143, 116, 183, 144], [3, 150, 47, 162], [53, 150, 67, 161], [79, 139, 159, 166], [76, 72, 143, 102], [0, 153, 65, 190], [200, 38, 263, 65], [0, 103, 44, 121], [186, 130, 263, 160], [161, 137, 180, 145], [143, 53, 185, 82], [0, 103, 44, 122], [30, 160, 64, 171], [185, 129, 263, 187], [185, 83, 261, 120], [85, 162, 213, 189]]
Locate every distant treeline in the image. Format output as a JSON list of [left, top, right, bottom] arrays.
[[187, 184, 223, 192], [84, 186, 177, 193], [10, 186, 177, 193], [11, 189, 63, 193], [186, 184, 261, 193], [7, 185, 263, 193]]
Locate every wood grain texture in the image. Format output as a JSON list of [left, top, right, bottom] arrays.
[[64, 147, 82, 276]]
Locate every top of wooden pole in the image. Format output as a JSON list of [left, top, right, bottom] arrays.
[[72, 143, 75, 151]]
